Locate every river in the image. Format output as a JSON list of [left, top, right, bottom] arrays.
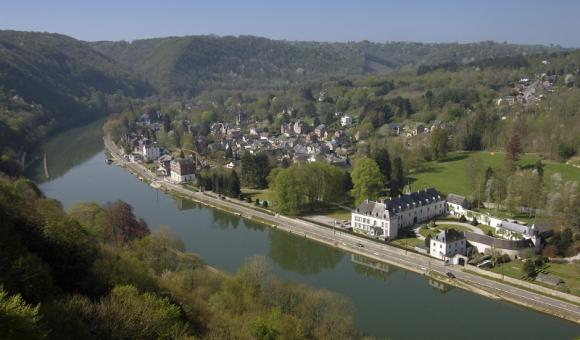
[[36, 121, 579, 339]]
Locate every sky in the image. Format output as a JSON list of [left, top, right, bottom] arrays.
[[1, 0, 580, 46]]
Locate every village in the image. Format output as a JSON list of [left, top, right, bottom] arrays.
[[112, 105, 571, 291]]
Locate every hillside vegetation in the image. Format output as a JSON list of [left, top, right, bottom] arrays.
[[91, 36, 564, 95], [0, 176, 365, 339], [0, 30, 151, 174]]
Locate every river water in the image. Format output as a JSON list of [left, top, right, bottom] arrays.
[[35, 121, 579, 339]]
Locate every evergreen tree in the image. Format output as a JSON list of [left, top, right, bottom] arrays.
[[390, 157, 404, 196], [229, 170, 241, 197], [373, 148, 391, 182]]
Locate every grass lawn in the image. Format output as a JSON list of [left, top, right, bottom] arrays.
[[476, 224, 496, 236], [391, 237, 424, 249], [408, 151, 580, 196], [325, 209, 352, 221], [490, 260, 580, 296], [419, 224, 472, 237], [242, 188, 273, 203]]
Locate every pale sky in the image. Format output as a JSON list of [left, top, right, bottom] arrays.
[[1, 0, 579, 46]]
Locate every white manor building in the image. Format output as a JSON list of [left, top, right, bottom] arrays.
[[351, 188, 445, 240], [430, 229, 467, 261]]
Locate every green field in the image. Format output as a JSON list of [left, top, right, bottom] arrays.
[[490, 260, 580, 296], [408, 151, 580, 197]]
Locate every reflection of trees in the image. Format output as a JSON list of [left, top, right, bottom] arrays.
[[211, 209, 242, 230], [174, 197, 201, 211], [268, 231, 343, 275], [351, 254, 397, 281], [27, 117, 106, 181]]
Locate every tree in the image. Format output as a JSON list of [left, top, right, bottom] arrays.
[[430, 128, 450, 161], [0, 289, 46, 340], [228, 170, 241, 197], [390, 157, 404, 196], [67, 285, 190, 339], [424, 235, 431, 247], [351, 158, 385, 206], [104, 200, 150, 244], [523, 260, 536, 277], [506, 134, 522, 168], [372, 148, 391, 182]]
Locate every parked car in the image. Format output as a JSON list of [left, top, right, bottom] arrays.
[[356, 243, 364, 248], [446, 271, 456, 279]]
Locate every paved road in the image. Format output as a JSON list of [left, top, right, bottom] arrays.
[[104, 138, 580, 324]]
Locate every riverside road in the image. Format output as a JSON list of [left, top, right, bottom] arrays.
[[104, 137, 580, 324]]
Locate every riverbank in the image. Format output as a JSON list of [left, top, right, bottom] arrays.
[[104, 137, 580, 324]]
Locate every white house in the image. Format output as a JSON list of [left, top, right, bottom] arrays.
[[430, 229, 467, 261], [446, 193, 470, 217], [340, 115, 352, 127], [351, 188, 445, 240], [140, 142, 160, 162], [170, 158, 196, 183]]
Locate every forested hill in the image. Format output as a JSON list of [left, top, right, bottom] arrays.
[[91, 35, 566, 95], [0, 30, 152, 174]]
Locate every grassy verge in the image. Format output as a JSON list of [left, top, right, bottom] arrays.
[[490, 260, 580, 297]]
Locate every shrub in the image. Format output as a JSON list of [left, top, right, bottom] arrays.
[[246, 196, 252, 203], [254, 199, 260, 206], [262, 201, 268, 208], [470, 217, 478, 226], [459, 215, 467, 223], [523, 260, 536, 277]]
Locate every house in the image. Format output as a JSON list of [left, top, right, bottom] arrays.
[[293, 120, 307, 135], [351, 188, 445, 240], [412, 123, 425, 136], [314, 124, 326, 138], [388, 123, 401, 136], [157, 154, 172, 176], [280, 122, 294, 135], [139, 140, 160, 162], [170, 158, 196, 183], [446, 193, 470, 217], [430, 229, 467, 261], [341, 115, 352, 126]]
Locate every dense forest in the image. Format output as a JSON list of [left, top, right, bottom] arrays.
[[92, 36, 565, 95], [0, 176, 366, 339], [0, 31, 151, 175]]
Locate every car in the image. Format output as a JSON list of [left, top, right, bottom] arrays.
[[446, 271, 456, 279], [356, 243, 364, 248], [373, 252, 379, 256]]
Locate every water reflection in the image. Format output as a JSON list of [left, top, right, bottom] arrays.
[[268, 231, 343, 275], [428, 278, 453, 294], [26, 118, 107, 181], [351, 254, 397, 281]]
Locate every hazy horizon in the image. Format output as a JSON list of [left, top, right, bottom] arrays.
[[1, 0, 580, 47]]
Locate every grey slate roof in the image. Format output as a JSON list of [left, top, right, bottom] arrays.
[[433, 229, 465, 243], [465, 232, 534, 250], [446, 193, 469, 208], [354, 188, 443, 217], [499, 221, 533, 236]]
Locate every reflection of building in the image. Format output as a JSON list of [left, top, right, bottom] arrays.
[[351, 188, 445, 240], [429, 278, 452, 293], [351, 254, 392, 281]]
